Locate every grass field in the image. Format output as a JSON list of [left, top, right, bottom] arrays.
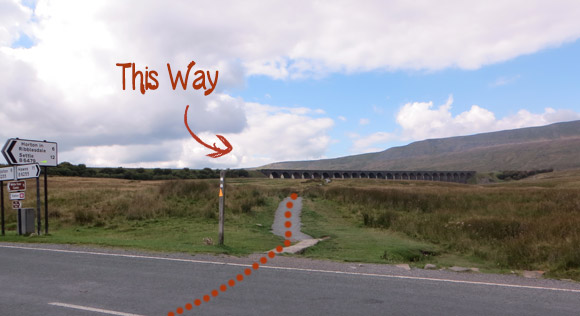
[[1, 170, 579, 280]]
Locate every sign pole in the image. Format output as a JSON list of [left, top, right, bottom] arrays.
[[36, 176, 41, 235], [1, 180, 4, 236], [218, 170, 225, 246], [17, 208, 21, 235], [43, 167, 48, 234]]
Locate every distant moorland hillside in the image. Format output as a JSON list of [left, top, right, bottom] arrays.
[[262, 120, 580, 172]]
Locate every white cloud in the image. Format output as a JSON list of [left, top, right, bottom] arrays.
[[235, 0, 580, 76], [338, 116, 347, 122], [211, 103, 334, 166], [348, 99, 580, 153], [11, 1, 580, 78], [372, 105, 384, 114], [351, 132, 395, 153], [395, 96, 580, 141], [491, 75, 521, 87], [0, 0, 32, 46], [2, 1, 580, 168], [359, 118, 370, 125], [61, 102, 334, 168], [0, 0, 337, 168]]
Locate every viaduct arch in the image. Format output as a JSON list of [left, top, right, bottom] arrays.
[[260, 169, 475, 184]]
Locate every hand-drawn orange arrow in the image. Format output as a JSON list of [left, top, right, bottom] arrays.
[[184, 105, 233, 158]]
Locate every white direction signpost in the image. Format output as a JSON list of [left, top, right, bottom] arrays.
[[2, 138, 58, 236], [16, 164, 41, 180], [2, 138, 58, 167], [0, 165, 40, 181], [0, 166, 15, 181]]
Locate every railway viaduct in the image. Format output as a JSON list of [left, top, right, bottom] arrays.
[[259, 169, 476, 183]]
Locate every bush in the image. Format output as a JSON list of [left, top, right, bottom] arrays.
[[73, 209, 96, 225]]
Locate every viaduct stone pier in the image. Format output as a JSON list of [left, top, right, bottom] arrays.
[[259, 169, 476, 184]]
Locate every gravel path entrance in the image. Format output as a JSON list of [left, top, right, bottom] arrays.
[[271, 196, 312, 242]]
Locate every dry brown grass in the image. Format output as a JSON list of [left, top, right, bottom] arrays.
[[2, 171, 579, 279], [302, 171, 580, 277]]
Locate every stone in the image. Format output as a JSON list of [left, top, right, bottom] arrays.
[[470, 268, 480, 272], [396, 264, 411, 271], [448, 266, 471, 272], [424, 264, 437, 270], [523, 270, 545, 279], [278, 238, 321, 254]]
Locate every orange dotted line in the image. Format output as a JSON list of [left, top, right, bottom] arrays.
[[167, 192, 299, 316]]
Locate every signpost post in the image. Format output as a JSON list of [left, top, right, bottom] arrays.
[[218, 170, 226, 246], [0, 180, 3, 236], [0, 166, 16, 236], [44, 167, 48, 234], [36, 175, 40, 235], [2, 138, 57, 236]]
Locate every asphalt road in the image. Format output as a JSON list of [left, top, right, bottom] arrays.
[[1, 243, 579, 316]]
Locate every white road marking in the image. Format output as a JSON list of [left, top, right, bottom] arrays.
[[48, 302, 145, 316], [2, 244, 580, 294]]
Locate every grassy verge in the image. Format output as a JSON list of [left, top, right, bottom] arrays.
[[300, 198, 440, 264], [0, 216, 282, 255], [1, 172, 579, 280], [0, 177, 287, 255]]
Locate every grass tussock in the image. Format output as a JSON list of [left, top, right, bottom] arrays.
[[307, 182, 580, 276]]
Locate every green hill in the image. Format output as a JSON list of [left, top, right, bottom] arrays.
[[262, 120, 580, 172]]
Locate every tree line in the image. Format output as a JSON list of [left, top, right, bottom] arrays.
[[496, 168, 553, 181], [44, 162, 251, 180]]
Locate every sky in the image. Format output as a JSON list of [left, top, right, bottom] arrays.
[[1, 0, 579, 169]]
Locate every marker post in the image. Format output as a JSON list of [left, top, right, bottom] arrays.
[[218, 170, 225, 245]]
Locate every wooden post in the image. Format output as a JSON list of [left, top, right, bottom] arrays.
[[218, 170, 225, 245]]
